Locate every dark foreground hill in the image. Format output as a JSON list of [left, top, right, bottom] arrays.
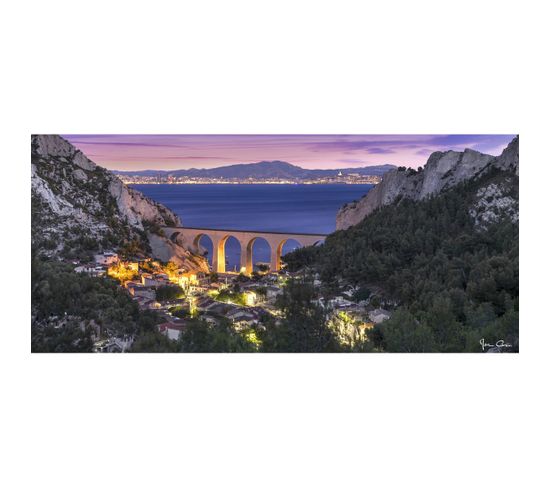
[[284, 139, 519, 352]]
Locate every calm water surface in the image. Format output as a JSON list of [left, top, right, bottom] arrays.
[[132, 184, 373, 270]]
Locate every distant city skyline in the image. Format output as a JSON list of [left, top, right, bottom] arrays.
[[63, 134, 516, 171]]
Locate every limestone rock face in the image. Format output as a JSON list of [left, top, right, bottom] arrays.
[[495, 135, 519, 174], [72, 169, 88, 182], [72, 150, 97, 171], [336, 170, 418, 230], [31, 134, 205, 270], [32, 134, 75, 158], [32, 134, 97, 170], [106, 177, 182, 230], [418, 148, 495, 199], [336, 136, 519, 230], [148, 233, 209, 272]]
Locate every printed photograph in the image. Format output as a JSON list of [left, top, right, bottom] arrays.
[[31, 134, 519, 353]]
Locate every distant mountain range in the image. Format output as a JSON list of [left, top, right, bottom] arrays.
[[113, 161, 397, 179]]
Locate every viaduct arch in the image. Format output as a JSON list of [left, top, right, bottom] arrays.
[[164, 226, 326, 274]]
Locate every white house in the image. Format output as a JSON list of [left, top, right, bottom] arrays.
[[368, 308, 392, 324], [141, 274, 168, 287], [158, 321, 186, 341], [74, 265, 105, 277], [128, 284, 156, 300], [227, 309, 259, 326], [94, 252, 119, 266], [329, 296, 354, 309]]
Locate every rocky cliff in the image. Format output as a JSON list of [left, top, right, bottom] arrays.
[[336, 136, 519, 230], [31, 135, 208, 271]]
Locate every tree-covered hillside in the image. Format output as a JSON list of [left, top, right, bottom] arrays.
[[284, 168, 519, 352], [31, 253, 164, 352]]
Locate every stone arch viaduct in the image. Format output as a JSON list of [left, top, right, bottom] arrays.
[[162, 226, 327, 274]]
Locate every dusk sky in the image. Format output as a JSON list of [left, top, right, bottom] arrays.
[[63, 134, 516, 171]]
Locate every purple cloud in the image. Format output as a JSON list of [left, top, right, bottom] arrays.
[[367, 147, 396, 154]]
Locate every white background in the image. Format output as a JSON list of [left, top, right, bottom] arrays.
[[1, 1, 549, 487]]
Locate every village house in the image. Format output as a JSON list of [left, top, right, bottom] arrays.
[[112, 336, 134, 352], [93, 339, 122, 353], [176, 272, 198, 289], [194, 297, 232, 316], [195, 296, 216, 311], [158, 319, 186, 341], [74, 265, 106, 277], [226, 308, 260, 326], [208, 282, 228, 292], [330, 296, 354, 309], [127, 283, 156, 300], [94, 251, 119, 266], [185, 279, 207, 294], [368, 308, 392, 324], [132, 296, 161, 310], [141, 273, 169, 287]]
